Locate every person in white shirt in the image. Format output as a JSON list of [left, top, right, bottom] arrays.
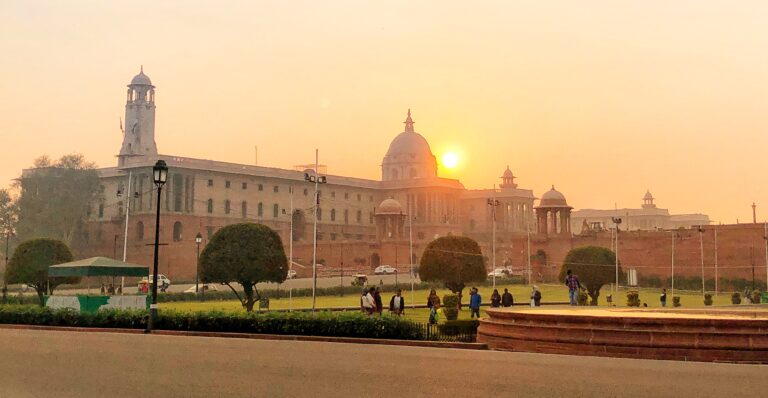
[[361, 287, 376, 315]]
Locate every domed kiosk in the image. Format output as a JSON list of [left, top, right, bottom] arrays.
[[535, 186, 572, 236], [375, 198, 406, 240], [381, 110, 437, 181]]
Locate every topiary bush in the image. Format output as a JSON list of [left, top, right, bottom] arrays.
[[442, 294, 459, 320], [731, 292, 741, 305], [704, 293, 713, 306], [673, 296, 681, 307], [437, 319, 479, 337], [626, 291, 641, 307], [751, 290, 762, 305]]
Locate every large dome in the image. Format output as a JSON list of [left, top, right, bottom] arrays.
[[130, 67, 152, 86], [381, 110, 437, 181], [539, 186, 569, 207], [385, 131, 433, 159]]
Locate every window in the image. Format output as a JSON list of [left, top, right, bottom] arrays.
[[331, 209, 336, 221], [344, 193, 349, 200], [225, 200, 231, 215], [273, 204, 279, 218], [356, 210, 362, 224], [173, 174, 183, 212], [206, 226, 214, 239], [331, 191, 336, 198], [136, 221, 144, 240], [207, 199, 213, 214], [316, 208, 322, 221], [273, 186, 279, 193], [344, 209, 349, 224], [207, 179, 213, 187], [242, 201, 247, 218], [173, 222, 183, 241], [331, 233, 337, 241], [369, 195, 373, 202], [418, 232, 425, 240], [98, 203, 104, 218], [225, 180, 231, 188], [369, 212, 374, 224], [357, 194, 361, 201], [258, 184, 263, 191], [392, 169, 399, 179], [258, 202, 263, 217], [242, 182, 247, 190], [304, 188, 308, 196]]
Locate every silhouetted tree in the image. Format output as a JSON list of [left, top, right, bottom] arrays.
[[6, 238, 80, 305], [419, 236, 486, 296], [558, 246, 623, 305]]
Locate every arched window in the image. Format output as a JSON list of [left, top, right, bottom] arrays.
[[391, 169, 399, 179], [136, 221, 145, 240], [273, 204, 279, 218], [241, 201, 247, 218], [173, 221, 183, 241], [224, 200, 231, 215], [356, 210, 362, 224], [207, 199, 213, 214], [258, 202, 263, 217], [331, 209, 336, 222]]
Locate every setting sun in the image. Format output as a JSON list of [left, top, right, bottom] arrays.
[[442, 152, 459, 169]]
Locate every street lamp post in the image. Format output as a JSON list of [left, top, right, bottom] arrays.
[[147, 160, 168, 333], [304, 149, 326, 311], [698, 227, 705, 297], [671, 231, 676, 300], [612, 217, 622, 293], [195, 233, 203, 295], [487, 187, 500, 289], [408, 202, 415, 309]]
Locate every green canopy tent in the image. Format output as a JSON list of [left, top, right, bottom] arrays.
[[46, 257, 150, 312], [48, 256, 149, 278]]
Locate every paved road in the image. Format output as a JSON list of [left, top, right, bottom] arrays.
[[0, 329, 764, 397]]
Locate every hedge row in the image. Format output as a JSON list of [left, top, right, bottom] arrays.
[[0, 305, 425, 340]]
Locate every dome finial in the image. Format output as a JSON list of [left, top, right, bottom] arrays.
[[404, 109, 415, 133], [140, 65, 143, 73], [551, 184, 555, 190]]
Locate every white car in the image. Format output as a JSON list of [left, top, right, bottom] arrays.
[[138, 274, 172, 288], [487, 268, 508, 278], [374, 265, 397, 275], [286, 269, 297, 279], [183, 284, 219, 293]]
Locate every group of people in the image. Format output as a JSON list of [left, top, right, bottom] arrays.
[[488, 288, 515, 308], [360, 286, 406, 316]]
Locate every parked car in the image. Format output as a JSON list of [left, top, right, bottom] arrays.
[[183, 284, 219, 293], [286, 269, 297, 279], [374, 265, 396, 275], [487, 268, 508, 278], [138, 274, 172, 289]]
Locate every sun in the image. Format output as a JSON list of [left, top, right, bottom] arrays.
[[442, 152, 459, 169]]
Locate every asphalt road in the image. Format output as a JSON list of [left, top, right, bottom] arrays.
[[0, 328, 764, 398]]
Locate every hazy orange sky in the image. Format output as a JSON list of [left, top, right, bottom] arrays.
[[2, 1, 767, 224]]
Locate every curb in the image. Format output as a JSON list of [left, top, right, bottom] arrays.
[[0, 324, 487, 350]]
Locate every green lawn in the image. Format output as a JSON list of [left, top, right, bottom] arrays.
[[161, 283, 738, 322]]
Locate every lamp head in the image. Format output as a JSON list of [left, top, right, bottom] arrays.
[[195, 232, 203, 244], [153, 160, 168, 186]]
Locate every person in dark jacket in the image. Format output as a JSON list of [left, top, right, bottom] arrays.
[[490, 289, 502, 307], [389, 289, 405, 316], [374, 286, 383, 315], [427, 289, 441, 324], [501, 288, 513, 307]]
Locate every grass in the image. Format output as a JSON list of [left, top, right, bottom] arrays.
[[160, 283, 740, 322]]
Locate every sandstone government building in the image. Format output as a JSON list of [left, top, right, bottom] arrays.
[[65, 70, 762, 284]]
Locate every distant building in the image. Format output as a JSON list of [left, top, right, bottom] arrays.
[[571, 190, 710, 233]]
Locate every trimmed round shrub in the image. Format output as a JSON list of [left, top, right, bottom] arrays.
[[704, 293, 713, 306], [442, 294, 459, 320], [626, 291, 641, 307], [731, 292, 742, 305]]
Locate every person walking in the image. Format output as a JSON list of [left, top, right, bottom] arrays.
[[427, 289, 441, 324], [660, 288, 667, 307], [501, 288, 514, 307], [531, 285, 542, 307], [374, 286, 383, 315], [389, 289, 405, 316], [490, 289, 501, 308], [362, 287, 376, 315], [469, 287, 482, 319], [565, 269, 582, 306]]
